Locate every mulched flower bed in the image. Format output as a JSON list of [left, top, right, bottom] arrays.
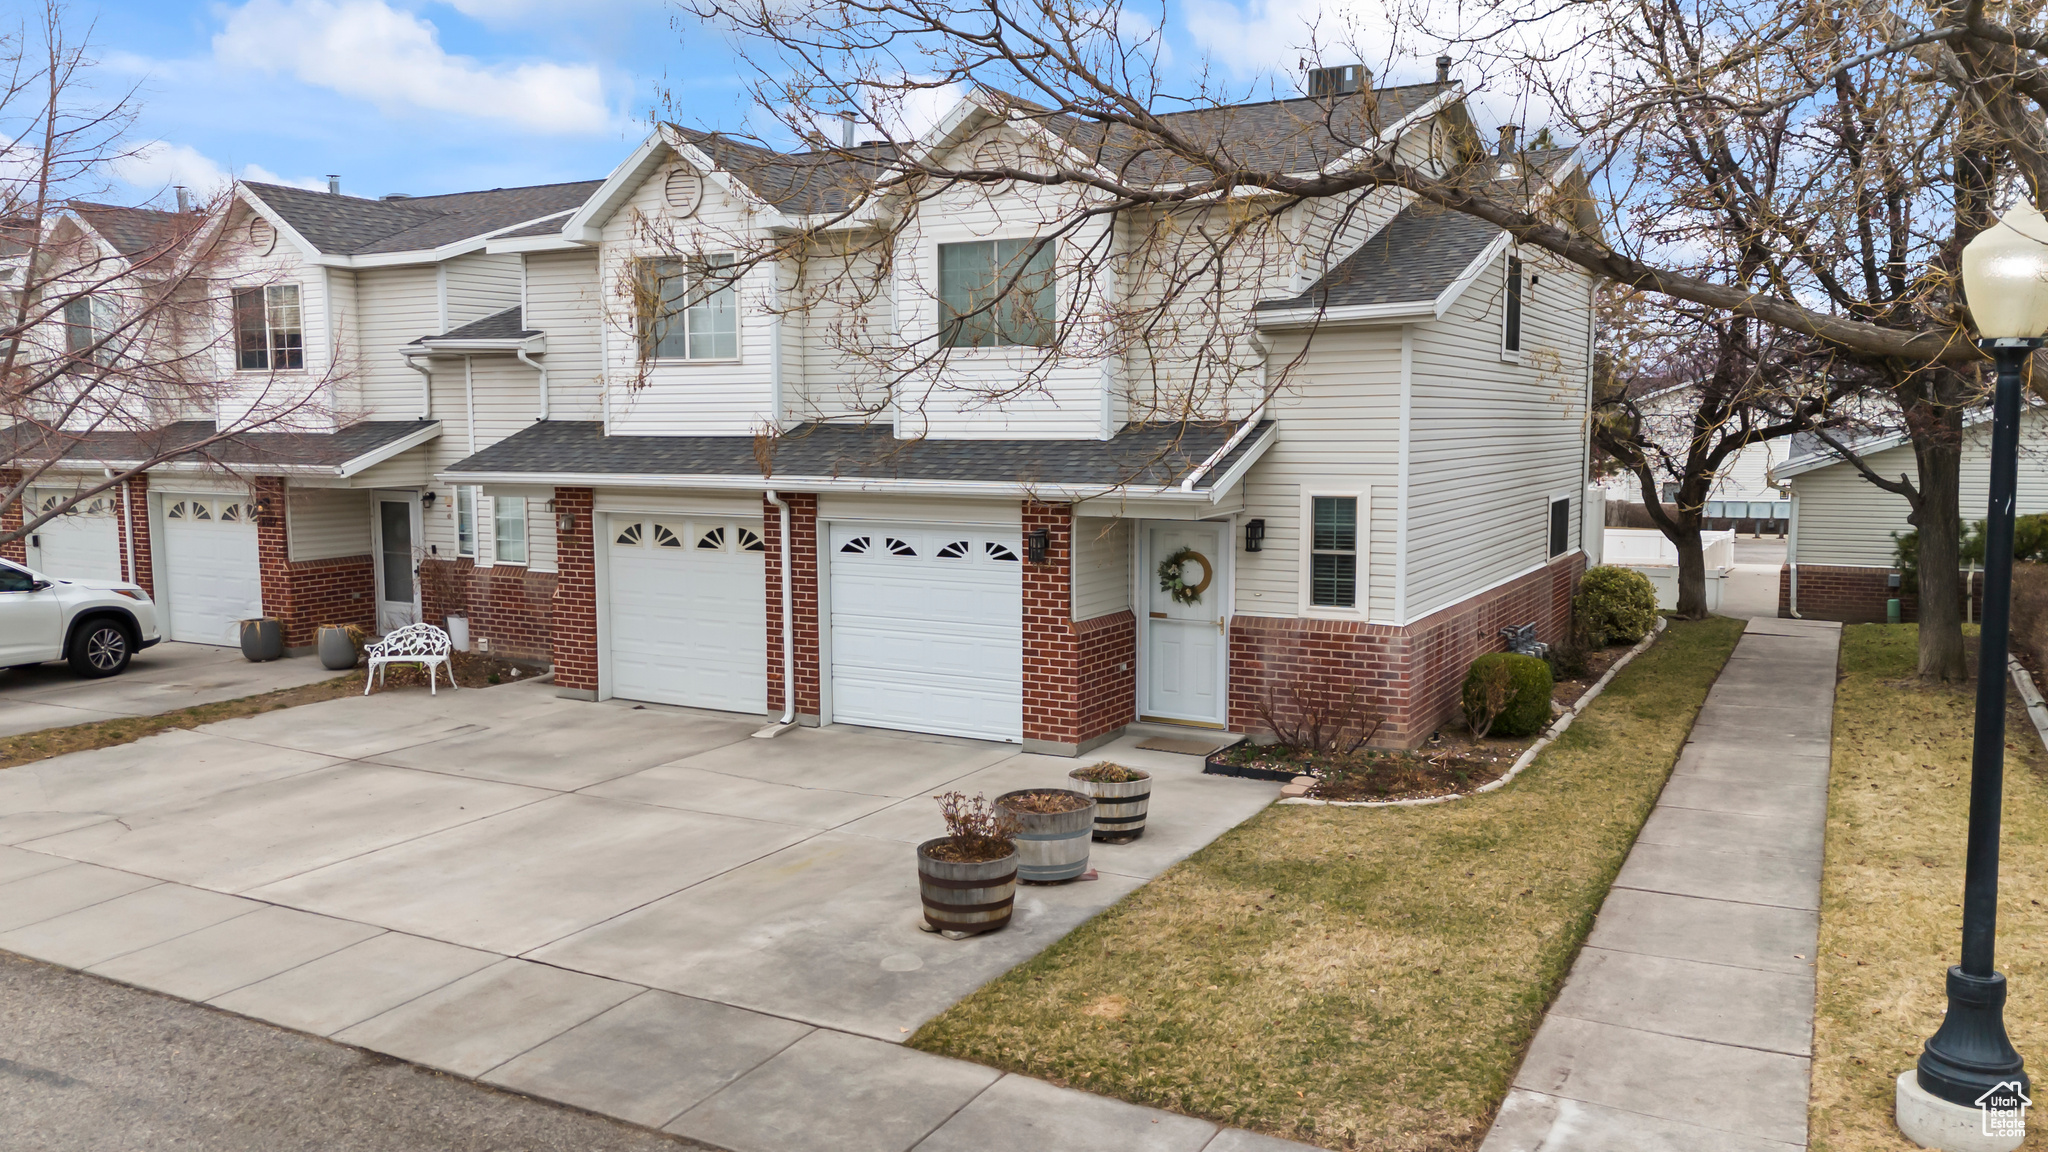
[[368, 650, 544, 692], [1212, 637, 1641, 802]]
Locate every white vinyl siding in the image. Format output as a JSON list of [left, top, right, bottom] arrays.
[[444, 253, 523, 327], [1072, 516, 1132, 621], [524, 250, 604, 420], [286, 488, 372, 561]]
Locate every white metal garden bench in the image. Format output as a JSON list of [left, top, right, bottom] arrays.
[[363, 622, 457, 695]]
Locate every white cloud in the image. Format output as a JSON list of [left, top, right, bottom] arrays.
[[214, 0, 612, 135], [111, 142, 328, 198]]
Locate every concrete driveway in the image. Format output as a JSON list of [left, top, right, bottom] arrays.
[[0, 683, 1296, 1151], [0, 642, 346, 738]]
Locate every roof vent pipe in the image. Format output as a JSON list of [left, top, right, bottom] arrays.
[[174, 186, 191, 213], [1497, 125, 1519, 158], [839, 110, 856, 149], [326, 174, 342, 195], [1436, 56, 1452, 84]]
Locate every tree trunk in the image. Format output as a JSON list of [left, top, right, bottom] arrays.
[[1914, 415, 1969, 682], [1672, 520, 1711, 619]]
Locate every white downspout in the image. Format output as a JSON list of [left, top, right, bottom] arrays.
[[121, 476, 135, 587], [405, 353, 433, 420], [1787, 488, 1803, 618], [463, 356, 477, 455], [518, 343, 548, 421], [757, 489, 796, 734]]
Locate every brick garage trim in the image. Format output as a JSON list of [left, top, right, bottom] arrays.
[[0, 468, 22, 564], [255, 479, 375, 651], [1021, 503, 1136, 755], [1228, 552, 1584, 749], [551, 488, 597, 696], [764, 492, 820, 722], [1777, 563, 1979, 623], [119, 474, 151, 594]]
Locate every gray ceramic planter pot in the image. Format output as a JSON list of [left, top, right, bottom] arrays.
[[317, 626, 358, 670], [239, 617, 283, 663]]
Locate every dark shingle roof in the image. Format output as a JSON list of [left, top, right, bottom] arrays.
[[242, 181, 603, 255], [408, 306, 538, 346], [445, 420, 1271, 491], [1255, 147, 1579, 313], [69, 203, 202, 260], [673, 130, 903, 216], [1, 420, 435, 471]]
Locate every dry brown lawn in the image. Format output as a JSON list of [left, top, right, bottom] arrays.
[[911, 616, 1747, 1151], [1812, 624, 2048, 1151]]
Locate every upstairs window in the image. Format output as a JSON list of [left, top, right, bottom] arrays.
[[63, 295, 116, 365], [1310, 496, 1359, 608], [1549, 496, 1570, 558], [493, 496, 526, 565], [1502, 255, 1524, 353], [234, 285, 303, 370], [939, 238, 1054, 348], [640, 255, 738, 361]]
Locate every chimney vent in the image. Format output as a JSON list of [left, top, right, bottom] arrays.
[[1306, 64, 1371, 97], [174, 186, 191, 214], [840, 110, 856, 149], [1436, 56, 1452, 84], [1497, 125, 1519, 158], [326, 174, 342, 195], [382, 193, 412, 201]]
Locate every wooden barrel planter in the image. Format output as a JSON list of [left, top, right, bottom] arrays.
[[916, 838, 1017, 934], [995, 789, 1096, 882], [1067, 765, 1152, 843]]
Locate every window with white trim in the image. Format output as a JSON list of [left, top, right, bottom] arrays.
[[63, 295, 116, 365], [939, 238, 1054, 348], [456, 487, 477, 557], [1502, 255, 1524, 354], [1309, 496, 1358, 608], [493, 496, 526, 564], [639, 255, 737, 360], [1548, 496, 1571, 558], [234, 285, 303, 370]]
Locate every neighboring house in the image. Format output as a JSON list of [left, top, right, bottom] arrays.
[[1776, 415, 2048, 621], [429, 78, 1599, 751], [1593, 381, 1792, 532]]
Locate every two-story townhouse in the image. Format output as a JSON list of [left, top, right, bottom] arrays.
[[4, 180, 603, 652], [435, 76, 1600, 751]]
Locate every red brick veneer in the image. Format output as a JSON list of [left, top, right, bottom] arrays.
[[0, 468, 23, 564], [419, 557, 557, 662], [118, 474, 152, 593], [254, 479, 375, 650], [1076, 610, 1137, 745], [1776, 563, 1979, 623], [764, 492, 820, 721], [1020, 503, 1136, 753], [551, 488, 597, 692], [1229, 552, 1583, 749]]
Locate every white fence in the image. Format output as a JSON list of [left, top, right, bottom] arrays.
[[1602, 528, 1735, 610]]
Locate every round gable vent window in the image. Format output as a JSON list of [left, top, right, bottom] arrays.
[[247, 216, 276, 256], [665, 166, 703, 217]]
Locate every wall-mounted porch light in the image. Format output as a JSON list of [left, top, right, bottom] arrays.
[[421, 490, 438, 510], [1026, 527, 1049, 564], [1244, 518, 1266, 553]]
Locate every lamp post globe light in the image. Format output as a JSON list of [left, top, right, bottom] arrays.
[[1895, 200, 2048, 1151]]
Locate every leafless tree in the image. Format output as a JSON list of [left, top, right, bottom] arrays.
[[0, 2, 338, 551]]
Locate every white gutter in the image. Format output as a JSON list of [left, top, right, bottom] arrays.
[[518, 345, 549, 421], [1181, 409, 1266, 493], [759, 489, 796, 733], [405, 353, 433, 420], [433, 466, 1260, 502]]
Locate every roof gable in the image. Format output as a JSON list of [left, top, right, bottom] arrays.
[[240, 179, 604, 258]]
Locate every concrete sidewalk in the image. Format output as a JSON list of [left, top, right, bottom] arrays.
[[1481, 615, 1841, 1151], [0, 642, 344, 738]]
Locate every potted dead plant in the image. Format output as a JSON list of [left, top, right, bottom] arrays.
[[1067, 762, 1152, 842], [917, 792, 1019, 935], [995, 788, 1097, 882], [316, 623, 364, 670]]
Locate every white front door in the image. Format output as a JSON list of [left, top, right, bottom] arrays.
[[1143, 522, 1229, 726], [372, 492, 421, 633], [828, 522, 1023, 742], [26, 491, 122, 583], [605, 514, 767, 714], [161, 495, 263, 646]]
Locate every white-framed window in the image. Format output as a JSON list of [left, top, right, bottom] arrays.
[[939, 238, 1055, 348], [1501, 253, 1524, 355], [493, 495, 527, 564], [639, 254, 738, 361], [1303, 493, 1362, 610], [1548, 495, 1572, 558], [63, 295, 117, 366], [455, 486, 477, 558], [234, 284, 303, 370]]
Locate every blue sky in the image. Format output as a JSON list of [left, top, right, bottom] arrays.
[[80, 0, 1493, 207]]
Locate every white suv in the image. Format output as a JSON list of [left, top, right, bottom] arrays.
[[0, 558, 162, 678]]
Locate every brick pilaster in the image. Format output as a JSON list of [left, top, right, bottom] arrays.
[[119, 473, 152, 594], [254, 477, 292, 625], [551, 487, 597, 694], [764, 493, 820, 720], [0, 468, 23, 564], [1022, 501, 1088, 753]]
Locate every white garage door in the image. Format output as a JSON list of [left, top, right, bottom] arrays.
[[161, 496, 263, 646], [26, 491, 122, 583], [829, 523, 1022, 742], [607, 515, 766, 714]]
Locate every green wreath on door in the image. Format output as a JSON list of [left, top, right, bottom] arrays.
[[1158, 546, 1214, 606]]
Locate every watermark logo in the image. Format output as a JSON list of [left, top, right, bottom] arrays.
[[1977, 1081, 2031, 1139]]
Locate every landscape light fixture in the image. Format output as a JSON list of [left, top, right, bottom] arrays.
[[1897, 198, 2048, 1149]]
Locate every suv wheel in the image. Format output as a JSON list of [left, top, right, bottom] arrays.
[[68, 620, 132, 678]]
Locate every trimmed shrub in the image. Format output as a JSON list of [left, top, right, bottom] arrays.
[[1462, 652, 1554, 739], [1576, 565, 1658, 647]]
